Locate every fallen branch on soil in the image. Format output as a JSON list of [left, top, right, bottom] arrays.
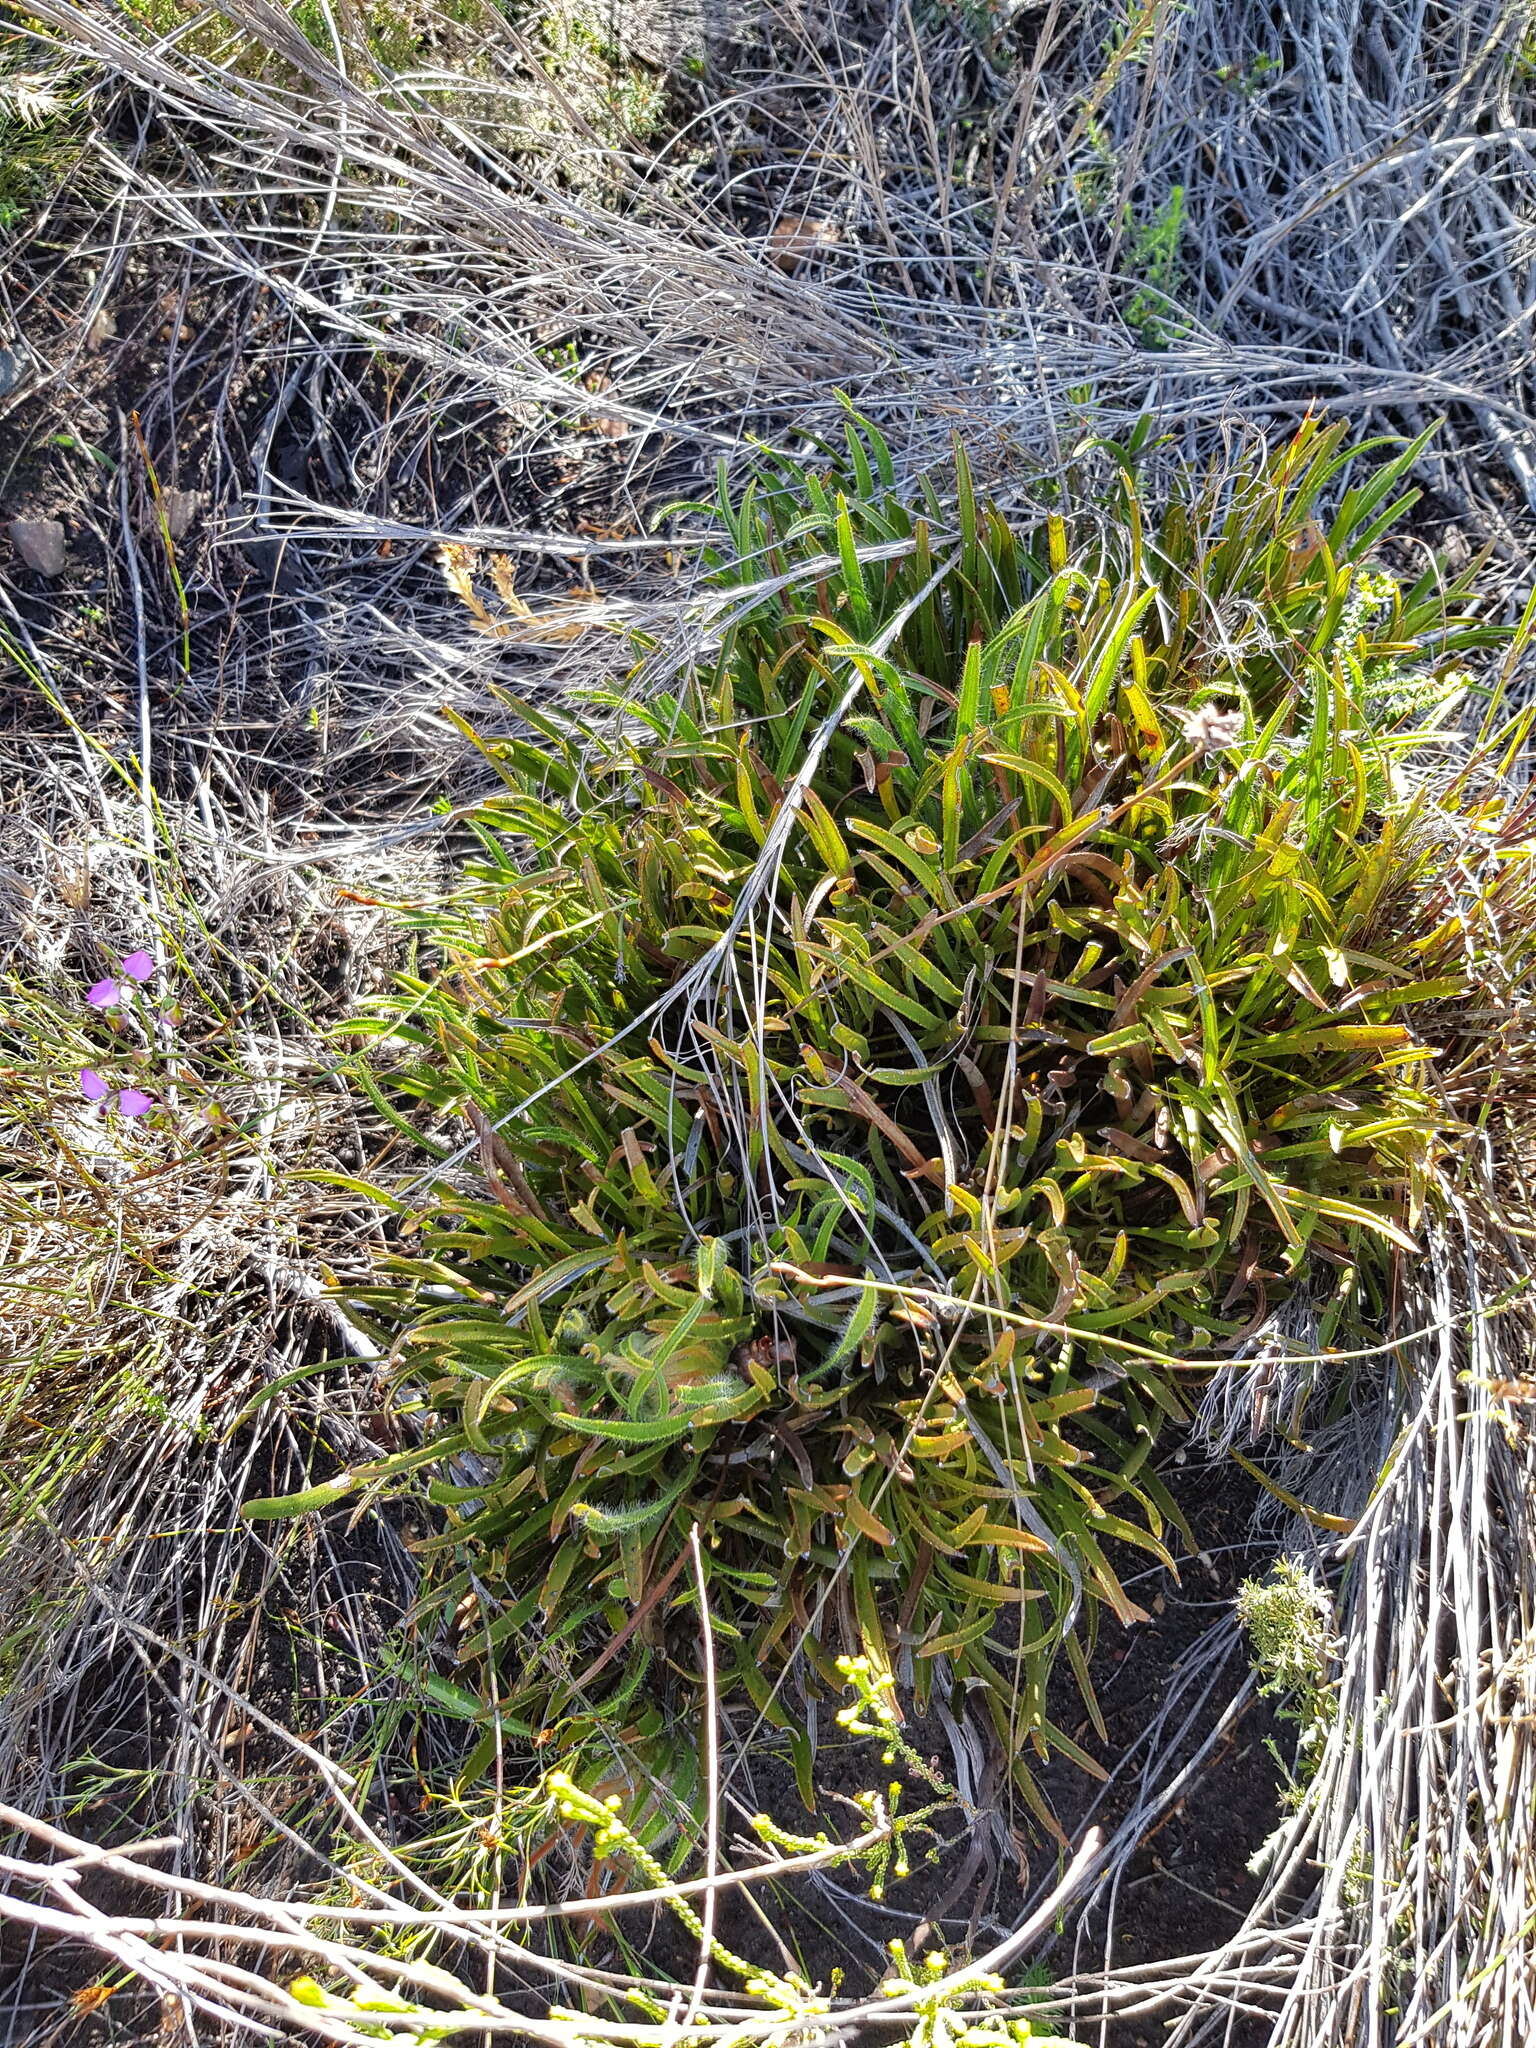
[[0, 1796, 1103, 2047]]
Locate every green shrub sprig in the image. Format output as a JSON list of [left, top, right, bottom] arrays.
[[255, 414, 1536, 1811]]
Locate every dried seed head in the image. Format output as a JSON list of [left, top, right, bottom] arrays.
[[1171, 701, 1244, 755]]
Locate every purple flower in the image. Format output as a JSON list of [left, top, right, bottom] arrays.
[[79, 1069, 155, 1116], [84, 953, 156, 1009]]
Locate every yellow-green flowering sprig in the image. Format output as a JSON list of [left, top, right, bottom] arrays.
[[752, 1772, 942, 1906], [835, 1655, 955, 1798], [289, 1970, 491, 2043], [749, 1813, 835, 1857], [849, 1781, 913, 1901], [832, 1660, 959, 1900], [545, 1770, 821, 2014], [876, 1941, 1077, 2048]]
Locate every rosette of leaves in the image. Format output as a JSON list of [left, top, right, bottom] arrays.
[[272, 415, 1535, 1806]]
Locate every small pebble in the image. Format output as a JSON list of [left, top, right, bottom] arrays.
[[8, 517, 67, 577]]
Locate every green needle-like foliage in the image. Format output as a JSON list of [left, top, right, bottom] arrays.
[[266, 415, 1536, 1813]]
